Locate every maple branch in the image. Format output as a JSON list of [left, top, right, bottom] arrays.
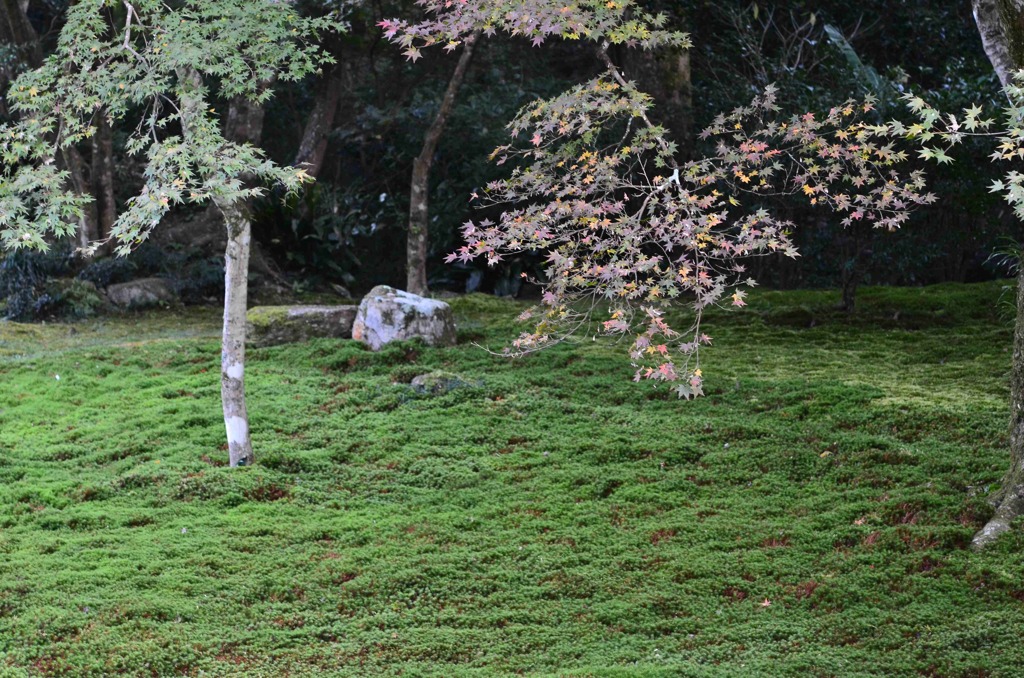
[[122, 2, 148, 65]]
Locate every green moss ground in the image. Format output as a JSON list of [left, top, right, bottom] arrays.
[[0, 283, 1022, 676]]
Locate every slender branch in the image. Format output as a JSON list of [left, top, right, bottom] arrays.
[[597, 40, 677, 166], [122, 2, 147, 65]]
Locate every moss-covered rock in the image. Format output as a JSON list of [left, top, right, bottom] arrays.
[[106, 277, 176, 309], [246, 305, 358, 347], [410, 370, 472, 396]]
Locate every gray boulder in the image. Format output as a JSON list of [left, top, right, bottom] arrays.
[[352, 285, 457, 351], [246, 305, 358, 348], [106, 277, 176, 308]]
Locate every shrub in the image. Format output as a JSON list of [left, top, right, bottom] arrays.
[[0, 245, 75, 320]]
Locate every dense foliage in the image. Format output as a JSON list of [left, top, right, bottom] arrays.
[[0, 0, 334, 254], [0, 1, 1014, 311]]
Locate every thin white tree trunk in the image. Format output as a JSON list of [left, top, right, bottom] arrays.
[[214, 197, 255, 467], [176, 66, 255, 466]]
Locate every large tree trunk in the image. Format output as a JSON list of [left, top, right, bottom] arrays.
[[156, 91, 282, 284], [294, 62, 347, 179], [837, 223, 872, 313], [178, 67, 256, 467], [973, 0, 1024, 88], [407, 31, 480, 296], [226, 95, 267, 147], [223, 91, 288, 289], [971, 0, 1024, 547]]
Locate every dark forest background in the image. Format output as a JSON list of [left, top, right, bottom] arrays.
[[1, 0, 1014, 319]]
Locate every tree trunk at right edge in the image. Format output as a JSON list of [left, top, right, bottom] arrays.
[[213, 196, 255, 468], [973, 271, 1024, 549], [973, 0, 1024, 88], [407, 31, 480, 296], [971, 0, 1024, 547]]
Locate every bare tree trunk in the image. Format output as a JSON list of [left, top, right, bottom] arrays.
[[226, 95, 267, 147], [91, 113, 117, 244], [0, 0, 42, 70], [974, 271, 1024, 548], [622, 40, 694, 158], [60, 146, 100, 249], [224, 90, 289, 289], [183, 89, 279, 282], [213, 197, 254, 467], [0, 0, 39, 117], [837, 224, 872, 313], [178, 66, 256, 467], [294, 62, 347, 179], [971, 0, 1024, 547], [839, 266, 860, 313], [664, 46, 694, 160], [407, 31, 480, 296]]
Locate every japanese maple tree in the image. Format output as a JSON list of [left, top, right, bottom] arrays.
[[382, 0, 934, 397]]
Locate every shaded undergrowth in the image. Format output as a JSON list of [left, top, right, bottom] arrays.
[[0, 282, 1021, 676]]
